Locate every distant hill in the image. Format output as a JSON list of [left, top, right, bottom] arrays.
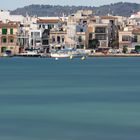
[[10, 2, 140, 17]]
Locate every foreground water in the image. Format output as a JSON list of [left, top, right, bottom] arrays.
[[0, 57, 140, 140]]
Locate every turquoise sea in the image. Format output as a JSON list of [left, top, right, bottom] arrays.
[[0, 57, 140, 140]]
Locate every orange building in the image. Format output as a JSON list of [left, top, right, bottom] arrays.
[[0, 22, 19, 56]]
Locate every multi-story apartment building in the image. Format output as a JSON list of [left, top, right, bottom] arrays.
[[0, 22, 19, 55], [119, 30, 132, 51], [86, 15, 119, 50], [66, 10, 91, 49], [119, 27, 140, 52], [87, 22, 109, 49], [132, 28, 140, 52], [67, 22, 87, 49], [76, 32, 86, 49], [17, 24, 30, 53], [29, 30, 42, 49], [101, 16, 119, 48], [36, 18, 63, 52], [37, 18, 62, 30], [42, 29, 50, 53], [49, 28, 67, 50]]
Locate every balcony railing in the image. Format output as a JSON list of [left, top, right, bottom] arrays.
[[0, 43, 17, 46], [95, 31, 106, 34]]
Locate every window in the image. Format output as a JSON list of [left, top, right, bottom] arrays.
[[78, 36, 82, 42], [132, 35, 137, 42], [57, 36, 60, 43], [62, 37, 65, 43], [95, 27, 106, 33], [31, 39, 33, 46], [80, 28, 83, 32], [89, 33, 93, 40], [1, 46, 7, 52], [52, 36, 55, 42], [34, 32, 40, 38], [48, 25, 52, 30], [2, 38, 7, 43], [2, 28, 7, 35], [39, 25, 41, 28], [10, 29, 13, 34], [10, 38, 14, 43], [31, 32, 33, 37], [122, 35, 131, 41], [110, 20, 114, 25], [77, 45, 84, 49], [31, 32, 40, 38], [42, 39, 49, 45], [95, 34, 106, 40]]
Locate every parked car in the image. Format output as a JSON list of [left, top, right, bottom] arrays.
[[130, 50, 137, 54]]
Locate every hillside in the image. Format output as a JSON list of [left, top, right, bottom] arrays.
[[10, 2, 140, 17]]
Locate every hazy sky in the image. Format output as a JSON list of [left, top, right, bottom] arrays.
[[1, 0, 140, 10]]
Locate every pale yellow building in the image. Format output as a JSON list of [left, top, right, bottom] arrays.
[[87, 22, 109, 48], [49, 29, 67, 50], [119, 31, 132, 50]]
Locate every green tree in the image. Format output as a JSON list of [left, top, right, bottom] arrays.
[[89, 39, 99, 49], [122, 45, 128, 54], [111, 39, 119, 49], [78, 36, 82, 43]]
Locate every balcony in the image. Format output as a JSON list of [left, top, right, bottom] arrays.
[[0, 42, 17, 46], [95, 34, 107, 40], [95, 31, 106, 34], [0, 34, 16, 37], [95, 27, 107, 34]]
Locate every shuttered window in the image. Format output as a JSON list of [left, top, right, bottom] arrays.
[[2, 28, 7, 35]]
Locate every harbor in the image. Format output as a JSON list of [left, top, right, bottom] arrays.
[[0, 57, 140, 140], [1, 10, 140, 58], [1, 1, 140, 140]]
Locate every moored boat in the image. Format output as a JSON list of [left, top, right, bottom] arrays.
[[50, 52, 70, 58], [17, 50, 41, 57]]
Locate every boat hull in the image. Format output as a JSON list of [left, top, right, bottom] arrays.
[[50, 53, 70, 58]]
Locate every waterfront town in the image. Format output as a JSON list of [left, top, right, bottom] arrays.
[[1, 9, 140, 57]]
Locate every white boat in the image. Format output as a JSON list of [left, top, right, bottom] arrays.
[[50, 49, 70, 58], [81, 56, 86, 60], [50, 52, 70, 58], [68, 49, 87, 58], [18, 51, 41, 57], [50, 48, 87, 58]]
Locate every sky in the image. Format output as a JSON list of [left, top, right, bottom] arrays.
[[0, 0, 140, 10]]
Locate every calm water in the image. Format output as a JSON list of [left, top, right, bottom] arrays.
[[0, 57, 140, 140]]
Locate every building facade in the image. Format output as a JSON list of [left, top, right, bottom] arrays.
[[0, 22, 19, 55]]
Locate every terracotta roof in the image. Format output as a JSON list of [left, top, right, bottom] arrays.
[[132, 28, 140, 35], [101, 16, 117, 20], [90, 17, 96, 21], [8, 21, 20, 24], [37, 19, 61, 24], [0, 22, 19, 28]]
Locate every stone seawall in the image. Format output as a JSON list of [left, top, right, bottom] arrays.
[[89, 54, 140, 57]]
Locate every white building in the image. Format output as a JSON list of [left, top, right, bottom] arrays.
[[129, 11, 140, 26], [29, 30, 42, 48], [0, 10, 24, 23]]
